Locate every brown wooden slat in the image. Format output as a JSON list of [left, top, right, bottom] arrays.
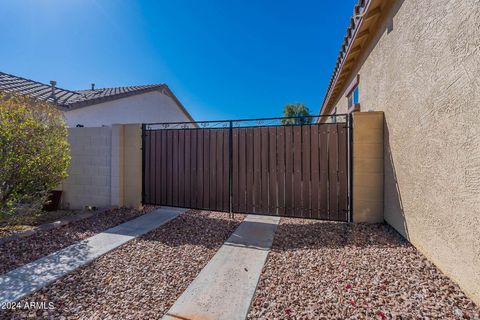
[[284, 126, 293, 216], [172, 130, 179, 206], [246, 128, 254, 212], [151, 131, 156, 204], [238, 128, 248, 212], [268, 127, 277, 215], [215, 129, 223, 211], [232, 128, 239, 212], [160, 130, 167, 205], [190, 130, 197, 208], [178, 130, 185, 207], [223, 129, 229, 211], [197, 130, 204, 209], [203, 130, 211, 209], [302, 126, 311, 218], [277, 126, 285, 216], [337, 123, 348, 221], [208, 130, 216, 210], [253, 128, 261, 213], [144, 131, 151, 203], [328, 124, 339, 220], [310, 125, 320, 219], [319, 125, 329, 219], [155, 131, 161, 204], [260, 128, 269, 214], [166, 130, 173, 206], [293, 126, 302, 217], [184, 130, 191, 208]]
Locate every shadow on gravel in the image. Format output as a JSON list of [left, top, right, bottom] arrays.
[[272, 220, 409, 251]]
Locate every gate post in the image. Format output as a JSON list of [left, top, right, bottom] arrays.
[[352, 112, 384, 223]]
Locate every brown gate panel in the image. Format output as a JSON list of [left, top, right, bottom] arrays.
[[143, 116, 350, 221]]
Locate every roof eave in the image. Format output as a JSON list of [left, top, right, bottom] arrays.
[[319, 0, 385, 118]]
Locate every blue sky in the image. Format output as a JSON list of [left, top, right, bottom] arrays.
[[0, 0, 357, 121]]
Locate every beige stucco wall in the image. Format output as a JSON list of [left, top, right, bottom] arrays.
[[123, 124, 143, 209], [63, 90, 191, 128], [332, 0, 480, 303]]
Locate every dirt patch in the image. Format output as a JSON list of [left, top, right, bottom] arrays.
[[2, 211, 244, 319], [0, 209, 80, 238], [248, 218, 480, 319], [0, 206, 157, 275]]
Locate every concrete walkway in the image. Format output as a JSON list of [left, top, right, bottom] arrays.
[[163, 214, 280, 320], [0, 206, 185, 304]]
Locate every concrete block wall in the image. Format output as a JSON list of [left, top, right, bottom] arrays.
[[110, 125, 125, 207], [61, 127, 112, 209], [352, 112, 384, 223], [59, 124, 142, 210]]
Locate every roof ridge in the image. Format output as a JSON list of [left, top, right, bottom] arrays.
[[75, 83, 164, 92]]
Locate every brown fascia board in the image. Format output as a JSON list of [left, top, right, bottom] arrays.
[[364, 6, 382, 21], [319, 0, 387, 118]]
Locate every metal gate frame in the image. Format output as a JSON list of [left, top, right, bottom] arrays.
[[142, 114, 353, 222]]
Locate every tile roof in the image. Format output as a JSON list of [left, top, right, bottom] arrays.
[[0, 71, 81, 107], [0, 71, 166, 110], [319, 0, 370, 114]]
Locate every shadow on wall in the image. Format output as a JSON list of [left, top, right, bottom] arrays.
[[384, 118, 410, 240]]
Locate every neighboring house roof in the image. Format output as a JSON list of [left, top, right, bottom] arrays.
[[319, 0, 384, 116], [0, 71, 80, 106], [0, 71, 195, 122]]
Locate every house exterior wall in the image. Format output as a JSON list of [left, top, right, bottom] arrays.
[[331, 0, 480, 303], [64, 90, 191, 127]]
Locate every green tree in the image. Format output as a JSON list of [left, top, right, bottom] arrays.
[[0, 93, 70, 216], [281, 103, 312, 125]]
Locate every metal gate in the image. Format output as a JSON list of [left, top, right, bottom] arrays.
[[142, 115, 351, 221]]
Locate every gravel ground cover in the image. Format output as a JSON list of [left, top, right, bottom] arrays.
[[2, 210, 244, 319], [0, 206, 157, 275], [248, 218, 480, 319]]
